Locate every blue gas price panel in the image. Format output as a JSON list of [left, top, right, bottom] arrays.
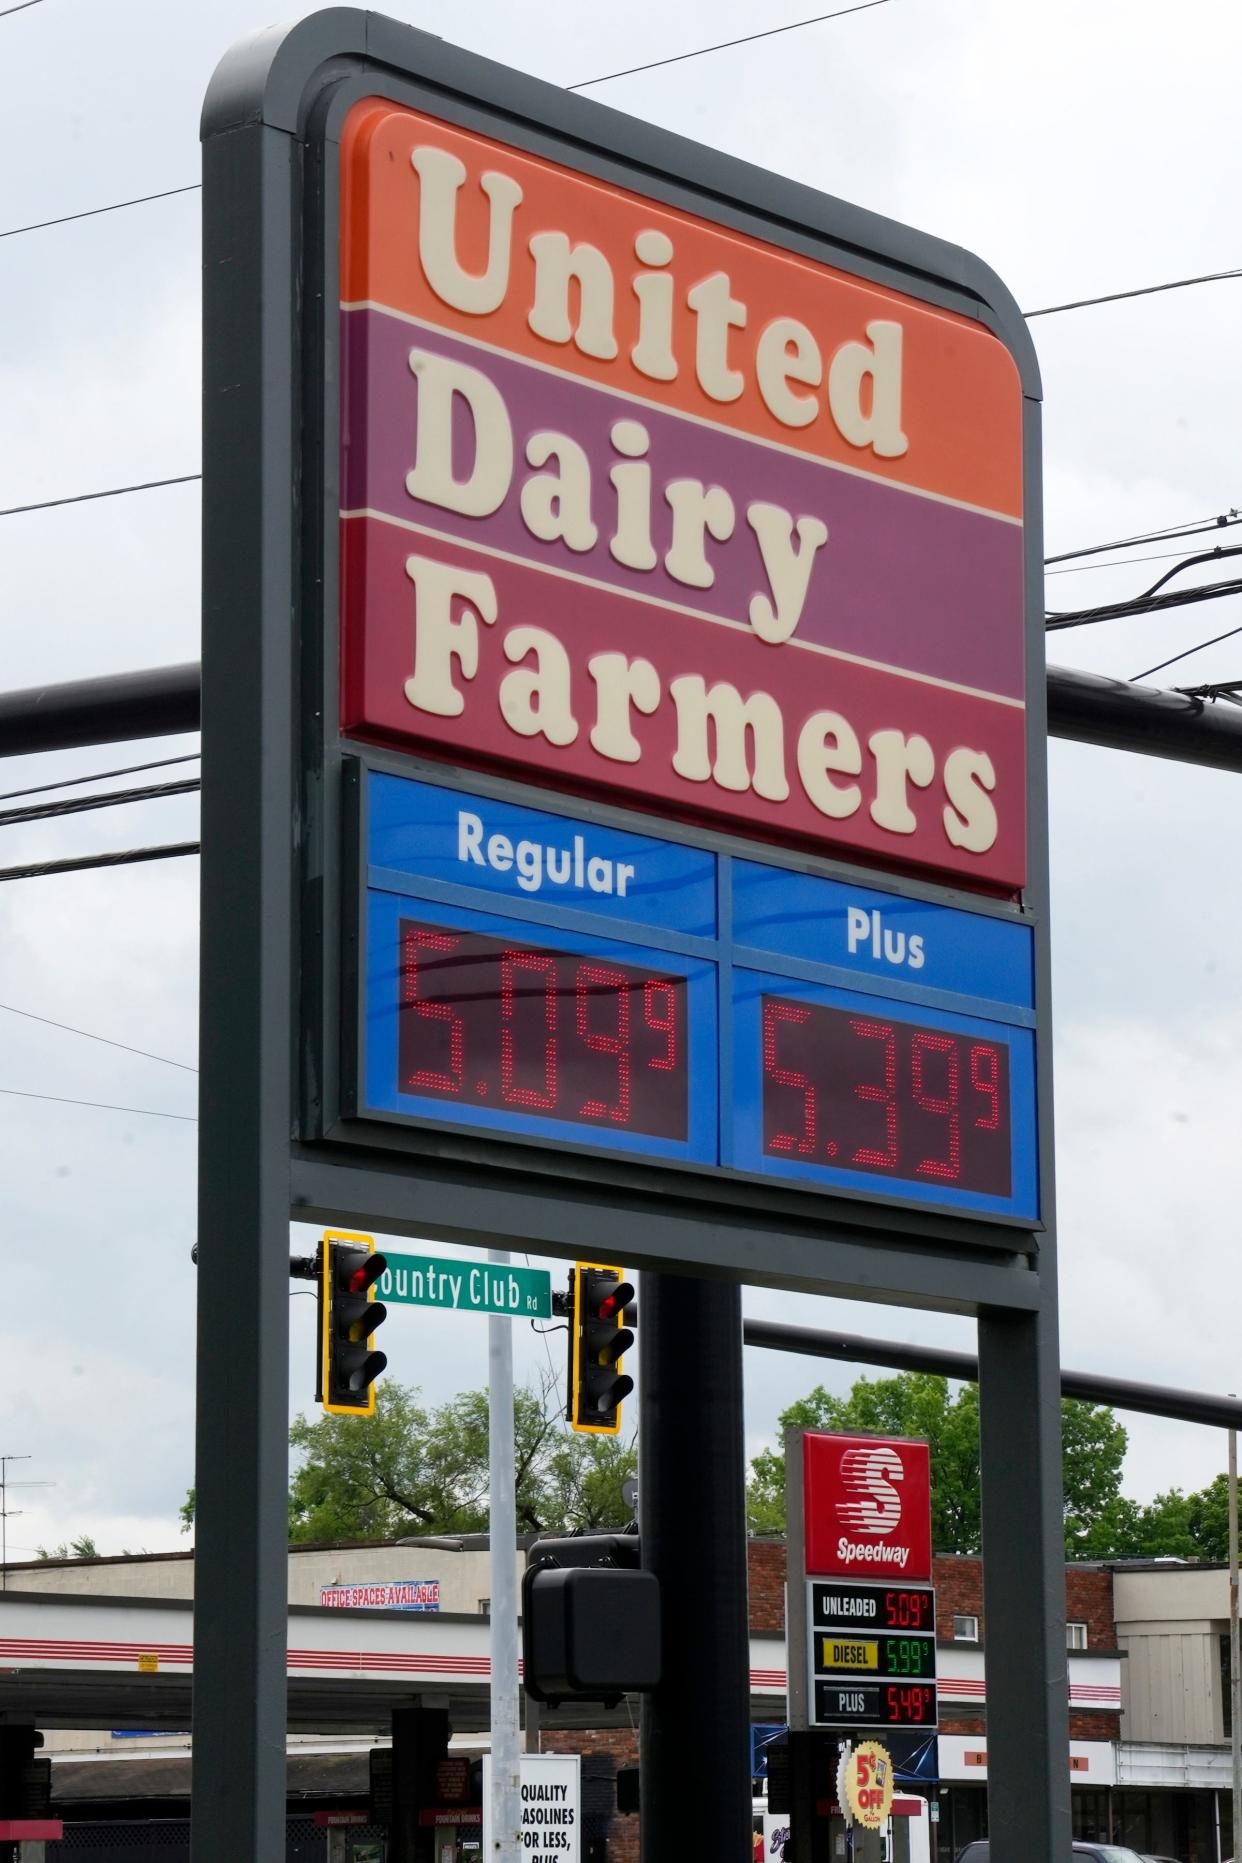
[[730, 862, 1038, 1221], [358, 773, 719, 1165]]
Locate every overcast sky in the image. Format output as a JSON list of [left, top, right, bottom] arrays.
[[2, 0, 1241, 1558]]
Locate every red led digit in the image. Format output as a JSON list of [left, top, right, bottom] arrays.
[[849, 1017, 898, 1169], [912, 1031, 962, 1181], [643, 981, 678, 1071], [971, 1042, 1001, 1129], [500, 949, 559, 1109], [400, 926, 465, 1093], [763, 999, 818, 1155], [575, 963, 632, 1124]]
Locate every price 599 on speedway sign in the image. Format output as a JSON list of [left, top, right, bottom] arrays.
[[787, 1430, 938, 1733]]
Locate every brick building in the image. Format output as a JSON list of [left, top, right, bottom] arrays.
[[11, 1536, 1234, 1861]]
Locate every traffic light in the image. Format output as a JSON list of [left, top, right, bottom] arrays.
[[320, 1230, 388, 1415], [567, 1262, 634, 1435]]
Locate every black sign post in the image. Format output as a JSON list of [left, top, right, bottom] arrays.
[[197, 11, 1065, 1861]]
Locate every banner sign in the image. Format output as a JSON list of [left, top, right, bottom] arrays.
[[338, 102, 1026, 893], [839, 1740, 896, 1830], [483, 1753, 579, 1863], [320, 1579, 440, 1612]]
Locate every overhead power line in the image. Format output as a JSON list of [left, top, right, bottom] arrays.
[[567, 0, 894, 88], [1046, 545, 1239, 579], [1134, 623, 1242, 685], [0, 842, 199, 885], [0, 752, 199, 806], [0, 1085, 195, 1122], [1046, 577, 1242, 633], [0, 1001, 196, 1073], [1026, 265, 1242, 320], [0, 774, 198, 830], [0, 1, 46, 16], [0, 183, 199, 242], [1045, 511, 1242, 567], [0, 474, 200, 520]]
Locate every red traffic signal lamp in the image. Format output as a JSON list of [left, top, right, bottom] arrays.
[[568, 1263, 634, 1435], [320, 1230, 388, 1414]]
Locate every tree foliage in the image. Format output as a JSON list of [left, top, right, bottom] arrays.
[[182, 1377, 637, 1544], [36, 1535, 99, 1560], [747, 1372, 1128, 1558]]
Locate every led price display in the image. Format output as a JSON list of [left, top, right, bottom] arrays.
[[813, 1680, 937, 1730], [814, 1635, 936, 1680], [811, 1581, 936, 1634], [762, 995, 1012, 1195], [396, 918, 689, 1140]]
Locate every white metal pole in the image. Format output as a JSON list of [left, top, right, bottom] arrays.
[[1229, 1417, 1239, 1860], [489, 1249, 523, 1863]]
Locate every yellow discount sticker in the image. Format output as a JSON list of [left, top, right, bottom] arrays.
[[842, 1739, 894, 1831]]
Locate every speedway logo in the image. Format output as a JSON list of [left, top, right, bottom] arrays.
[[801, 1431, 932, 1581]]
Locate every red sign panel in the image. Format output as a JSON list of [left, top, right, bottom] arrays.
[[803, 1430, 932, 1581], [338, 103, 1027, 892]]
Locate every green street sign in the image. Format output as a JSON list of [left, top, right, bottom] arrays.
[[377, 1252, 551, 1320]]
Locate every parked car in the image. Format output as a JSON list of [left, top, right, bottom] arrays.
[[955, 1846, 1149, 1863]]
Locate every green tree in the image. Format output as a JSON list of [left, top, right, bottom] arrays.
[[1076, 1474, 1230, 1561], [747, 1371, 1127, 1557], [181, 1378, 637, 1543], [36, 1535, 99, 1560]]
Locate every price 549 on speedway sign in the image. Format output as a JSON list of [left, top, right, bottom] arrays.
[[787, 1429, 938, 1733]]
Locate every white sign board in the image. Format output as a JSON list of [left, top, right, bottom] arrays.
[[483, 1753, 580, 1862]]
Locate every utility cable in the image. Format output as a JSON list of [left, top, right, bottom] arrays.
[[1133, 623, 1242, 685], [0, 842, 199, 885], [1026, 266, 1242, 320], [0, 1, 45, 16], [0, 1085, 195, 1122], [0, 474, 200, 520], [1046, 578, 1242, 632], [0, 1001, 195, 1072], [0, 776, 198, 829], [568, 0, 894, 88], [1046, 511, 1241, 567], [1046, 547, 1242, 630], [0, 752, 199, 805], [0, 183, 199, 242], [1046, 546, 1238, 579]]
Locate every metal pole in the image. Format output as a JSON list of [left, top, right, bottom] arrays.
[[639, 1272, 750, 1863], [489, 1250, 522, 1862], [977, 1301, 1072, 1862], [15, 657, 1242, 774], [191, 81, 296, 1861], [1229, 1413, 1239, 1859]]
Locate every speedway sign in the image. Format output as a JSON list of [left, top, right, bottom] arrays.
[[787, 1430, 938, 1733]]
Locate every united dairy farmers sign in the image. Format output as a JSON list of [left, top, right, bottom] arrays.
[[338, 102, 1027, 892]]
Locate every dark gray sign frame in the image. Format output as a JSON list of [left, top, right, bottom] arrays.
[[195, 11, 1068, 1860]]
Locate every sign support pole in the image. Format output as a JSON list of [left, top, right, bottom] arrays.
[[192, 98, 296, 1861], [977, 1299, 1073, 1860], [488, 1249, 523, 1862], [639, 1273, 750, 1863]]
